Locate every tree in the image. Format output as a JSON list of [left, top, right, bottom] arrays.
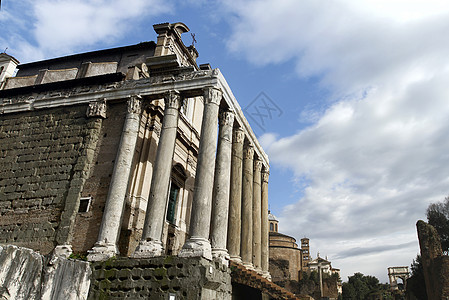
[[342, 273, 386, 300], [342, 282, 356, 300], [426, 196, 449, 253], [406, 255, 427, 300]]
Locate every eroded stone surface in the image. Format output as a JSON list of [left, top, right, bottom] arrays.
[[416, 220, 449, 299], [0, 245, 91, 300]]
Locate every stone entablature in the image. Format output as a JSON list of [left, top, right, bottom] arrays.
[[0, 68, 268, 168]]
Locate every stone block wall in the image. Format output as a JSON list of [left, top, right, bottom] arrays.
[[0, 105, 102, 254], [88, 256, 232, 300]]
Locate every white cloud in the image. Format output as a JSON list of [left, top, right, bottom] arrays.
[[1, 0, 172, 62], [221, 0, 449, 281]]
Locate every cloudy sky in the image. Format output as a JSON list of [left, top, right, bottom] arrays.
[[2, 0, 449, 282]]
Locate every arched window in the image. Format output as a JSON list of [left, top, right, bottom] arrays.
[[270, 223, 274, 231], [275, 223, 278, 232], [166, 164, 187, 224]]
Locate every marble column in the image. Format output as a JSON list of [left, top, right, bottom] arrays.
[[241, 142, 254, 269], [132, 90, 182, 258], [252, 158, 262, 272], [210, 109, 234, 265], [179, 87, 222, 260], [261, 167, 270, 278], [227, 128, 245, 263], [88, 95, 142, 261]]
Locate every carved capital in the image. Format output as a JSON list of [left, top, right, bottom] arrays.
[[219, 109, 235, 127], [254, 159, 263, 173], [127, 95, 142, 114], [203, 86, 222, 106], [86, 99, 107, 118], [262, 168, 270, 183], [164, 90, 182, 110], [243, 144, 254, 160], [233, 128, 245, 144]]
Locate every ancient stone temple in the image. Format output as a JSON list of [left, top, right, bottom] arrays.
[[0, 22, 300, 299]]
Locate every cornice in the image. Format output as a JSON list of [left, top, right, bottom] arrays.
[[0, 67, 269, 167]]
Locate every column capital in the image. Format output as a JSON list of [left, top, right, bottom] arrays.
[[203, 86, 222, 105], [86, 99, 107, 118], [127, 95, 142, 114], [262, 169, 270, 183], [254, 159, 263, 173], [163, 90, 182, 109], [243, 144, 254, 160], [233, 128, 245, 144], [219, 109, 235, 127]]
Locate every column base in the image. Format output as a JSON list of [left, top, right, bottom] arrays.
[[179, 237, 212, 260], [229, 255, 242, 264], [242, 262, 255, 271], [262, 271, 271, 281], [131, 240, 164, 258], [212, 248, 230, 266], [53, 244, 73, 259], [87, 241, 118, 262]]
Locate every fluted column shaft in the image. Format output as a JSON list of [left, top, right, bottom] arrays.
[[210, 110, 235, 264], [133, 90, 182, 258], [241, 143, 254, 268], [180, 87, 222, 259], [261, 168, 270, 278], [88, 96, 142, 261], [227, 128, 245, 262], [252, 159, 262, 271]]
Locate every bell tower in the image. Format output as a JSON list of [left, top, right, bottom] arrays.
[[301, 238, 310, 269]]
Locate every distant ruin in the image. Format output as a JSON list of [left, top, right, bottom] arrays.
[[416, 220, 449, 299]]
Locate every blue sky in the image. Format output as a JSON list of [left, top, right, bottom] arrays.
[[3, 0, 449, 283]]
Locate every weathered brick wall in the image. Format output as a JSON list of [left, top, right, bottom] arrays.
[[88, 256, 232, 300], [269, 246, 302, 282], [0, 105, 101, 254]]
